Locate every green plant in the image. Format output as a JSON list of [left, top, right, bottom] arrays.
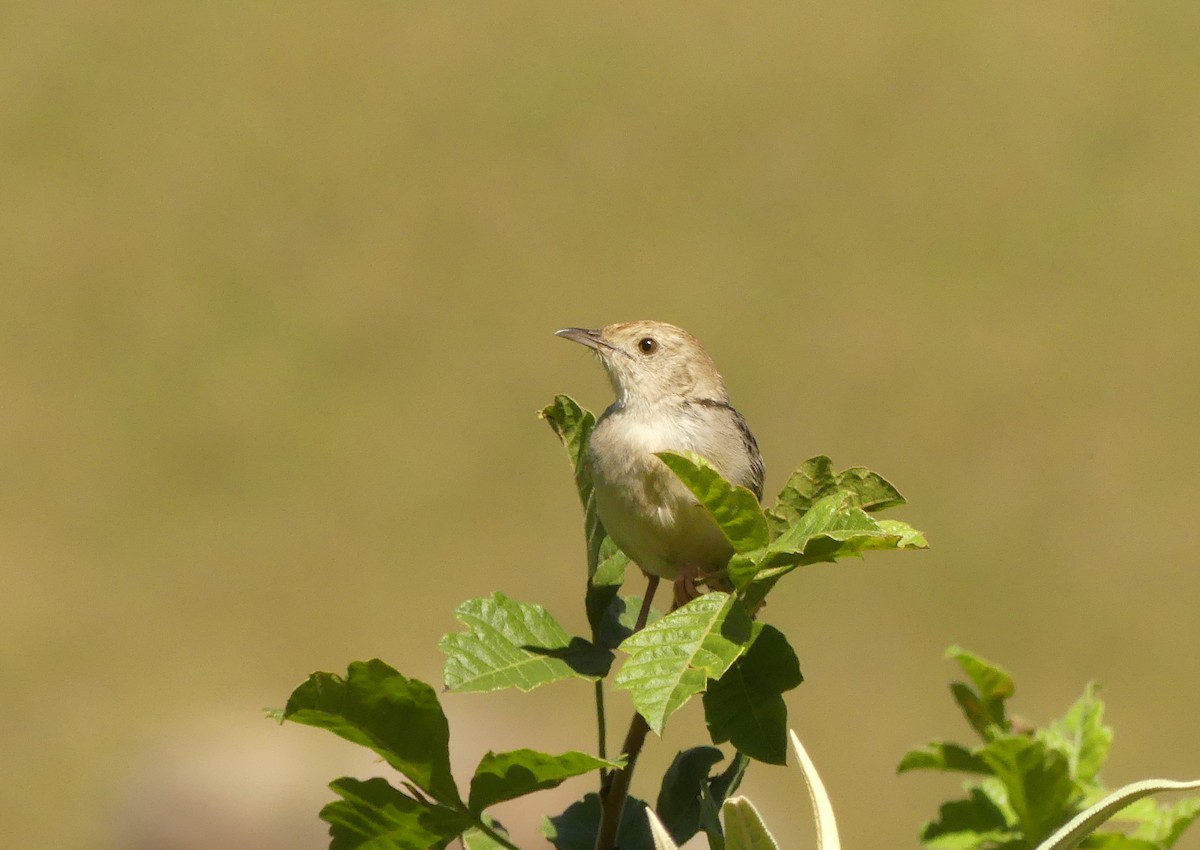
[[274, 394, 926, 849], [899, 647, 1200, 850], [272, 395, 1197, 850]]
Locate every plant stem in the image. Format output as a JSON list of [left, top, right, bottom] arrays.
[[595, 711, 651, 850], [594, 575, 660, 850], [474, 816, 524, 850], [595, 679, 608, 787]]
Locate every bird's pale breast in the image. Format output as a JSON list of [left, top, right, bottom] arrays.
[[587, 403, 736, 579]]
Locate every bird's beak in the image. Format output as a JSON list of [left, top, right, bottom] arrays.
[[555, 327, 614, 352]]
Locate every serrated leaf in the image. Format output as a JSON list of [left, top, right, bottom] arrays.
[[766, 456, 906, 535], [1158, 796, 1200, 847], [655, 451, 770, 553], [541, 395, 634, 639], [461, 820, 510, 850], [320, 777, 470, 850], [587, 540, 633, 643], [597, 590, 661, 651], [1126, 794, 1200, 847], [978, 735, 1077, 844], [949, 684, 993, 742], [917, 787, 1016, 850], [655, 746, 726, 845], [541, 394, 595, 473], [755, 494, 878, 564], [285, 660, 462, 807], [704, 625, 803, 765], [722, 797, 779, 850], [769, 495, 926, 562], [876, 519, 930, 548], [592, 542, 630, 586], [732, 493, 926, 605], [468, 749, 618, 814], [543, 793, 653, 850], [540, 395, 599, 562], [615, 593, 754, 734], [947, 647, 1014, 737], [730, 494, 876, 592], [440, 593, 611, 692], [1037, 682, 1111, 790], [949, 645, 1015, 702], [897, 742, 992, 775]]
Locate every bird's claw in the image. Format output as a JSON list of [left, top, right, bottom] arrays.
[[672, 566, 701, 609]]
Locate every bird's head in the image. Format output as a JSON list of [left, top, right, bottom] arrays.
[[555, 321, 730, 406]]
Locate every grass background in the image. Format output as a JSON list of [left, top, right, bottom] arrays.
[[3, 4, 1199, 848]]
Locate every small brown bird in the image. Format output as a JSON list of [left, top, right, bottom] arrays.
[[556, 321, 764, 614]]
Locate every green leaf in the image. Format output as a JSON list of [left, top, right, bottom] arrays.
[[592, 542, 630, 587], [655, 451, 770, 552], [541, 395, 634, 639], [461, 820, 511, 850], [978, 735, 1077, 844], [543, 793, 653, 850], [285, 660, 462, 807], [766, 456, 906, 535], [1158, 796, 1200, 847], [440, 593, 612, 692], [1036, 779, 1200, 850], [541, 394, 594, 473], [1126, 794, 1200, 847], [704, 625, 803, 765], [1039, 683, 1111, 788], [597, 589, 661, 650], [540, 395, 601, 565], [917, 787, 1016, 850], [655, 746, 726, 845], [699, 752, 751, 850], [947, 646, 1014, 737], [320, 777, 471, 850], [876, 519, 930, 549], [764, 494, 903, 562], [722, 797, 779, 850], [615, 593, 754, 734], [1080, 836, 1161, 850], [588, 539, 633, 644], [788, 730, 841, 850], [897, 742, 993, 775], [468, 748, 618, 814], [949, 645, 1015, 705], [732, 493, 927, 606], [1111, 796, 1160, 826], [709, 751, 750, 805]]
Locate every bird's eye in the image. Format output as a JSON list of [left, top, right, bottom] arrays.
[[638, 337, 658, 354]]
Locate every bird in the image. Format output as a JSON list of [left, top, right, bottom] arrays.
[[556, 321, 764, 619]]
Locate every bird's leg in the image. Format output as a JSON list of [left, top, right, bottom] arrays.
[[634, 576, 659, 633], [672, 565, 701, 609]]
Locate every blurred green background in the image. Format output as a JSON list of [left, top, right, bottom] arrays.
[[3, 4, 1199, 848]]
